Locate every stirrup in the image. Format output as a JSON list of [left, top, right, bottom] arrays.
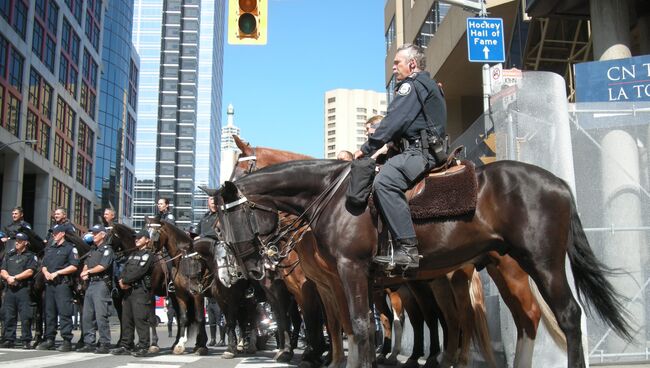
[[167, 281, 176, 293]]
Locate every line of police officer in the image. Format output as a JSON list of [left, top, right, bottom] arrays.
[[0, 222, 154, 357]]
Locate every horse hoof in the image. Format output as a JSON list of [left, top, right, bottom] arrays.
[[376, 353, 387, 364], [402, 358, 420, 368], [194, 347, 208, 355], [222, 351, 236, 359], [173, 345, 185, 354], [275, 350, 294, 362], [423, 357, 440, 368], [148, 345, 160, 354], [385, 355, 399, 365]]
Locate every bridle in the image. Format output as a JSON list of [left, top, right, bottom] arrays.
[[229, 149, 257, 181]]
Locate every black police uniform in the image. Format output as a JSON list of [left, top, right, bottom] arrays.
[[360, 71, 446, 258], [81, 241, 114, 349], [206, 296, 224, 345], [1, 248, 38, 347], [155, 210, 175, 225], [116, 247, 154, 353], [41, 236, 79, 345], [4, 220, 32, 239], [44, 220, 77, 245], [195, 210, 218, 238]]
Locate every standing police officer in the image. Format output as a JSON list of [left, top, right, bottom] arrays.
[[36, 223, 79, 351], [354, 43, 447, 268], [0, 232, 37, 349], [155, 198, 175, 225], [110, 229, 153, 357], [77, 224, 114, 354]]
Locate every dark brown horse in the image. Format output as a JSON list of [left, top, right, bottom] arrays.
[[216, 159, 631, 368]]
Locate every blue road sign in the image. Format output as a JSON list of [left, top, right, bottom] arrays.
[[466, 17, 505, 63]]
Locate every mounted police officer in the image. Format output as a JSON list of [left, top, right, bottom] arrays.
[[194, 196, 218, 240], [0, 232, 37, 349], [110, 229, 154, 357], [102, 208, 116, 228], [1, 207, 32, 243], [77, 224, 114, 354], [44, 207, 77, 245], [354, 43, 447, 269], [155, 198, 175, 225], [36, 223, 79, 351]]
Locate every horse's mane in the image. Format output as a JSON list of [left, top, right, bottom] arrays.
[[235, 159, 349, 184], [111, 223, 136, 251], [254, 146, 313, 160]]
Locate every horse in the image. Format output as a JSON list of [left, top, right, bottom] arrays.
[[230, 140, 569, 368], [216, 158, 632, 368]]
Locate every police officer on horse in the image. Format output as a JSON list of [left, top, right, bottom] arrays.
[[354, 43, 447, 269], [110, 229, 154, 357], [37, 223, 79, 351], [155, 198, 175, 225], [0, 232, 37, 349], [77, 224, 114, 354], [1, 207, 32, 243]]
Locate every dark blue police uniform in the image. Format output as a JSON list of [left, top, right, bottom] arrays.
[[196, 211, 217, 238], [40, 227, 79, 348], [80, 226, 114, 351], [360, 71, 446, 266], [0, 237, 38, 348], [155, 210, 175, 225], [4, 220, 32, 239]]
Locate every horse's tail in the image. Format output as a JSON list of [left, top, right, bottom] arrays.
[[469, 270, 498, 368], [567, 194, 633, 341], [528, 277, 567, 350]]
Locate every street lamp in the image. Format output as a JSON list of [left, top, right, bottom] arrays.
[[0, 139, 37, 151]]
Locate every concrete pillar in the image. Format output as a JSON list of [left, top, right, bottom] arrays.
[[33, 173, 51, 235], [600, 131, 644, 351], [1, 152, 23, 225], [589, 0, 632, 60], [590, 0, 645, 356]]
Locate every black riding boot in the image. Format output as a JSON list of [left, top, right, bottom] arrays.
[[374, 237, 420, 268]]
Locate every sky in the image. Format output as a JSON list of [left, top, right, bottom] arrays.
[[221, 0, 387, 158]]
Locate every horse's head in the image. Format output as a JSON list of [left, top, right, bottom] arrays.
[[109, 223, 136, 254], [230, 135, 257, 180], [145, 216, 192, 256], [216, 181, 279, 280]]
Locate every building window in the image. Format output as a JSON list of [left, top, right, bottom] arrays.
[[385, 16, 396, 53], [327, 108, 335, 114], [5, 94, 20, 136], [328, 130, 335, 136], [327, 97, 335, 103], [0, 0, 28, 39], [64, 0, 83, 24], [327, 115, 335, 121], [85, 0, 102, 51], [356, 108, 367, 113], [8, 48, 23, 91], [33, 2, 58, 73], [26, 110, 50, 158], [327, 123, 335, 129], [327, 138, 335, 143], [54, 97, 75, 175], [414, 2, 451, 49], [51, 178, 72, 213], [62, 19, 80, 66], [327, 145, 335, 150], [74, 194, 91, 230], [128, 59, 138, 109]]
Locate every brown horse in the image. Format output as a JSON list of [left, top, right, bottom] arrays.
[[231, 140, 569, 367], [216, 159, 631, 368], [231, 138, 500, 367]]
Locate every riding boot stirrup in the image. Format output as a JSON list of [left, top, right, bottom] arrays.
[[374, 237, 421, 268]]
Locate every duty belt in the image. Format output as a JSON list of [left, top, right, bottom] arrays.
[[89, 275, 110, 282]]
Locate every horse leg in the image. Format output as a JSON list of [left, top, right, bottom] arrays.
[[317, 285, 345, 368], [400, 286, 423, 368], [338, 262, 374, 368], [371, 288, 393, 364], [387, 288, 405, 365], [429, 278, 461, 368], [298, 280, 327, 368], [486, 254, 541, 368], [193, 294, 208, 356], [75, 300, 85, 350], [149, 296, 161, 354], [173, 296, 190, 354], [266, 280, 294, 362]]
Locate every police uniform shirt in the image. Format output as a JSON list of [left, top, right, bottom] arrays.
[[360, 71, 446, 156], [196, 211, 217, 237], [155, 210, 175, 225], [121, 248, 154, 284], [42, 240, 80, 272], [1, 249, 38, 279], [4, 220, 32, 238], [86, 243, 115, 276]]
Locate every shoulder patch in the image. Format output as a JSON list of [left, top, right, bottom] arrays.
[[398, 83, 412, 96], [103, 249, 110, 256], [142, 253, 150, 261], [166, 214, 175, 220], [72, 247, 79, 259], [34, 255, 38, 262]]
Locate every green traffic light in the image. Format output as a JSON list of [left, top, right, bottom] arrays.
[[238, 13, 257, 35]]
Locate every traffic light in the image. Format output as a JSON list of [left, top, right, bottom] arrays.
[[228, 0, 267, 45]]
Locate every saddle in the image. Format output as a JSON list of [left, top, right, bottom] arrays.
[[369, 147, 478, 220]]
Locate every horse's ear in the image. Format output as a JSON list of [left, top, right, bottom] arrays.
[[233, 135, 254, 156], [199, 185, 219, 197], [144, 216, 151, 224], [221, 181, 239, 202]]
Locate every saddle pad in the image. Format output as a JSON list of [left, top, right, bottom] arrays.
[[407, 160, 478, 219], [368, 160, 478, 220]]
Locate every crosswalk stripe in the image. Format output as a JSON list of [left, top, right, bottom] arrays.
[[235, 356, 295, 367], [142, 355, 201, 363], [1, 352, 99, 368], [113, 364, 181, 368]]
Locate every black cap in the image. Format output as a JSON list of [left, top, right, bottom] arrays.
[[90, 224, 107, 233], [134, 229, 150, 239], [15, 232, 29, 241], [52, 223, 73, 234]]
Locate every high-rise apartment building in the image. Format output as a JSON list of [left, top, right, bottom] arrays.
[[323, 89, 387, 158], [132, 0, 224, 229], [219, 104, 240, 183], [0, 0, 105, 234], [96, 0, 139, 226]]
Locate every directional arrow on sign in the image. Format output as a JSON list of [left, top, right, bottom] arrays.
[[483, 46, 489, 59]]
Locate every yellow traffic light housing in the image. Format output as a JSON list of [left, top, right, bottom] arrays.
[[228, 0, 267, 45]]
